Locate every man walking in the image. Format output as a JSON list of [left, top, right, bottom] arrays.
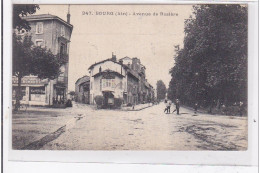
[[164, 99, 168, 113], [194, 102, 198, 115], [167, 99, 172, 114], [172, 99, 180, 115], [176, 99, 180, 115]]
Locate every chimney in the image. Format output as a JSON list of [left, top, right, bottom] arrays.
[[67, 5, 71, 24], [112, 52, 116, 62]]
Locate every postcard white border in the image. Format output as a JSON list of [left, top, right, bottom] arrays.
[[3, 0, 258, 170]]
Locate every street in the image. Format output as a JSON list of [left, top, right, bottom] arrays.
[[12, 102, 247, 150]]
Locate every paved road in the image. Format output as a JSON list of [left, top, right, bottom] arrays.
[[29, 102, 247, 150]]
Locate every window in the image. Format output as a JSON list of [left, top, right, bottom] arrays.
[[60, 43, 66, 58], [36, 22, 43, 34], [35, 39, 44, 47], [61, 25, 65, 36], [29, 86, 45, 101], [102, 79, 116, 89]]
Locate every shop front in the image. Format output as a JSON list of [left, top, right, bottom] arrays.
[[53, 84, 66, 105], [12, 76, 49, 106], [29, 86, 46, 102]]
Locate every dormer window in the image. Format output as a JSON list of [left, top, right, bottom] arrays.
[[61, 25, 65, 37], [36, 22, 43, 34]]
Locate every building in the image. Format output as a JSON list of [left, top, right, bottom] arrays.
[[84, 54, 154, 107], [88, 54, 128, 107], [75, 76, 90, 104], [12, 13, 73, 106], [119, 56, 149, 104]]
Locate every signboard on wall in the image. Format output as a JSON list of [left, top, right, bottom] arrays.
[[30, 87, 45, 94], [12, 76, 47, 85]]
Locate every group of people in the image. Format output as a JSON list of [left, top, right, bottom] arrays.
[[164, 99, 180, 115]]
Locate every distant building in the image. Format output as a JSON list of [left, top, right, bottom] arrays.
[[82, 53, 154, 106], [75, 76, 90, 104], [12, 13, 73, 106]]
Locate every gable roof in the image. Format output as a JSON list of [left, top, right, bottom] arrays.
[[22, 14, 73, 29], [88, 58, 124, 70], [119, 56, 132, 61]]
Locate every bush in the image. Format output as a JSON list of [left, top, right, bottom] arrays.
[[66, 99, 72, 107], [127, 103, 132, 107], [94, 95, 104, 108], [114, 98, 123, 108]]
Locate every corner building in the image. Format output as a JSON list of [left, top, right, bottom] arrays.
[[12, 14, 73, 106], [86, 54, 154, 106]]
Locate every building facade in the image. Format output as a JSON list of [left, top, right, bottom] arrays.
[[88, 55, 128, 106], [85, 54, 154, 106], [75, 76, 90, 104], [12, 14, 73, 106]]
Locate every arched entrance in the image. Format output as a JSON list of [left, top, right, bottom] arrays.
[[103, 91, 114, 108]]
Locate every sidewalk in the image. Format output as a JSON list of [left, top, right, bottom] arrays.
[[121, 103, 154, 111]]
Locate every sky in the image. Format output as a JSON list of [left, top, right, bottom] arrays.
[[35, 5, 193, 91]]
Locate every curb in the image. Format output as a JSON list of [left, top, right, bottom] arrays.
[[122, 105, 154, 111]]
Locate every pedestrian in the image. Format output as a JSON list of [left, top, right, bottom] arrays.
[[176, 99, 180, 115], [239, 101, 244, 116], [164, 99, 168, 113], [167, 99, 172, 114], [194, 102, 198, 115], [172, 99, 180, 115]]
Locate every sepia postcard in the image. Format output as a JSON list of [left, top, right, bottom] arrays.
[[4, 2, 258, 167]]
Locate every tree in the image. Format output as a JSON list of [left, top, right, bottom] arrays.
[[168, 5, 247, 109], [13, 33, 67, 110], [13, 4, 40, 31], [156, 80, 167, 101]]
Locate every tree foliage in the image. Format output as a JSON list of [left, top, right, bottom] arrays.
[[13, 4, 40, 31], [13, 33, 67, 110], [156, 80, 167, 101], [168, 5, 247, 108], [13, 34, 67, 79]]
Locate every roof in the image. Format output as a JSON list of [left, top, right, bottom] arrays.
[[144, 81, 150, 88], [88, 58, 124, 70], [75, 75, 90, 84], [119, 56, 132, 61], [22, 14, 73, 29], [93, 69, 124, 78]]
